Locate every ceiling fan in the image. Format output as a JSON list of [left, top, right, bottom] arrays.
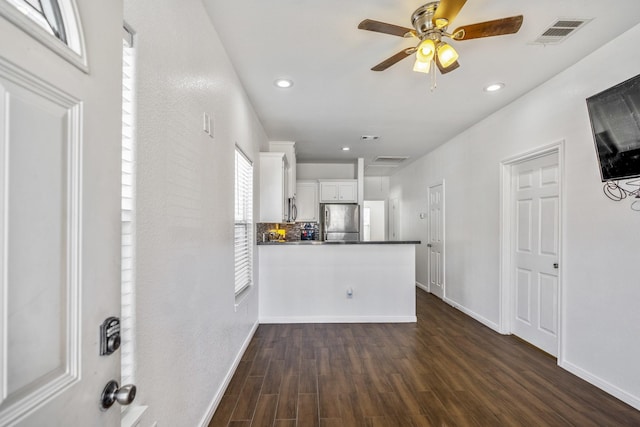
[[358, 0, 523, 75]]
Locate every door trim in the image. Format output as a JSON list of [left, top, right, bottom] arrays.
[[499, 141, 564, 359]]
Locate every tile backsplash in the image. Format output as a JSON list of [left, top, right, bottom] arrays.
[[257, 222, 319, 242]]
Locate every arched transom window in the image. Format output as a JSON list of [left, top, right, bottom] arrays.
[[0, 0, 87, 71]]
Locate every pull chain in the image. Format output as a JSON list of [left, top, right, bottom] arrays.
[[430, 59, 437, 91]]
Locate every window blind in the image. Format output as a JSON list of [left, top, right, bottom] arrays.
[[121, 35, 136, 387], [235, 148, 253, 295]]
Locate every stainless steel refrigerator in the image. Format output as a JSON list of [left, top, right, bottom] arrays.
[[322, 204, 360, 241]]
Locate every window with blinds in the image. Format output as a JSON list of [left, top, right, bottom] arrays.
[[121, 31, 136, 387], [235, 147, 253, 295]]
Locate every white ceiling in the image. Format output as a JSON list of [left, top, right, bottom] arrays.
[[203, 0, 640, 176]]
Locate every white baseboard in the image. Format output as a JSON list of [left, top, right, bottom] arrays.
[[415, 281, 429, 293], [443, 297, 501, 332], [258, 315, 417, 324], [199, 320, 260, 427], [559, 359, 640, 411]]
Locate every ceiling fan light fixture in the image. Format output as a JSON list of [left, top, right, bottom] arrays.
[[436, 42, 459, 68], [413, 39, 435, 73], [413, 57, 431, 74], [417, 39, 436, 59]]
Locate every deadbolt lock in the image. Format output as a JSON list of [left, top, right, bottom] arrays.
[[100, 317, 121, 356]]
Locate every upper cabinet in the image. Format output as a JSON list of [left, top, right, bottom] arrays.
[[296, 181, 319, 222], [269, 141, 296, 198], [259, 152, 288, 222], [319, 180, 357, 203]]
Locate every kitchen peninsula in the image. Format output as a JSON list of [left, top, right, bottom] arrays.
[[258, 240, 420, 323]]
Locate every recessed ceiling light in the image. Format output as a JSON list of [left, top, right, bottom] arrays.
[[342, 146, 350, 151], [484, 82, 505, 92], [274, 79, 293, 88]]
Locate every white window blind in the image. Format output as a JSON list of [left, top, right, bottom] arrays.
[[235, 147, 253, 295], [121, 34, 136, 387]]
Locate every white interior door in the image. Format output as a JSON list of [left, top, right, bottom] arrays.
[[511, 152, 560, 356], [428, 183, 444, 299], [0, 1, 123, 425]]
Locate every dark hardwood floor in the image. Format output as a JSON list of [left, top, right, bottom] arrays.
[[209, 288, 640, 426]]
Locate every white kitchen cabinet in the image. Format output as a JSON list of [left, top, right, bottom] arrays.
[[319, 180, 357, 203], [259, 152, 288, 222], [295, 181, 318, 222], [269, 141, 296, 198]]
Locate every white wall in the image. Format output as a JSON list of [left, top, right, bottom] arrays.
[[297, 162, 356, 179], [364, 176, 390, 200], [124, 0, 266, 425], [390, 24, 640, 409]]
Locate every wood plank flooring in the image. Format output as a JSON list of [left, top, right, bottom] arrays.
[[209, 289, 640, 426]]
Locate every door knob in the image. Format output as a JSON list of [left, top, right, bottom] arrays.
[[427, 243, 432, 247], [101, 380, 137, 410], [553, 263, 559, 269]]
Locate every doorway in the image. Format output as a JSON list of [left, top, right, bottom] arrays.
[[363, 200, 386, 241], [500, 144, 562, 357]]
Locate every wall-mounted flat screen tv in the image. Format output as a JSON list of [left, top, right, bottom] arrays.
[[586, 73, 640, 182]]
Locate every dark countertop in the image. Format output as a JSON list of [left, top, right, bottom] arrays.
[[258, 240, 421, 246]]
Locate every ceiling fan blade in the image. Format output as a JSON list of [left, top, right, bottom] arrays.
[[432, 0, 468, 29], [371, 49, 413, 71], [358, 19, 415, 38], [435, 56, 460, 75], [452, 15, 523, 40]]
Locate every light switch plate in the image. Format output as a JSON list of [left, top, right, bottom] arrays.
[[203, 112, 214, 138]]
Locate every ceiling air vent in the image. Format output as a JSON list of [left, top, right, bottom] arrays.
[[372, 156, 409, 164], [532, 18, 591, 45], [361, 135, 380, 141]]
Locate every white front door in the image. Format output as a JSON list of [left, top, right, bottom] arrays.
[[511, 152, 560, 356], [0, 1, 123, 425], [427, 183, 444, 299]]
